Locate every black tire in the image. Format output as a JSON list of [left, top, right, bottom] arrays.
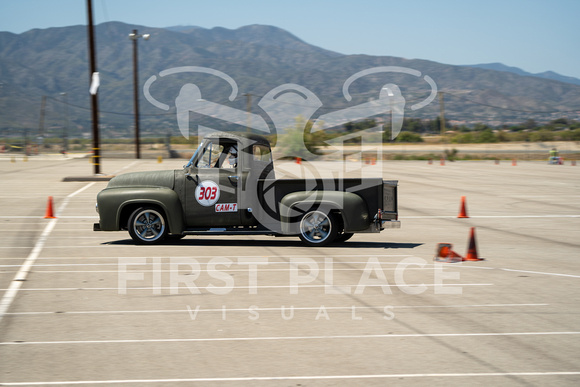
[[298, 210, 338, 247], [128, 206, 168, 245], [336, 232, 354, 243]]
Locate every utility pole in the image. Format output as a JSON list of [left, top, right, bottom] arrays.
[[131, 29, 141, 159], [129, 30, 150, 159], [38, 95, 46, 141], [438, 91, 446, 139], [61, 92, 69, 153], [244, 93, 252, 133], [86, 0, 101, 174]]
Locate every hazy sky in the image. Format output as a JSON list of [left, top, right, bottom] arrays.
[[1, 0, 579, 79]]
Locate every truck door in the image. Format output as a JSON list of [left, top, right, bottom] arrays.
[[184, 140, 241, 227]]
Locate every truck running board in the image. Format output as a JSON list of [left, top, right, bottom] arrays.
[[182, 228, 278, 236]]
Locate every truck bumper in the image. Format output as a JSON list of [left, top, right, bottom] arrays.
[[382, 220, 401, 229]]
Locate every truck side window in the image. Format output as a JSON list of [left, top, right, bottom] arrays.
[[253, 144, 272, 163]]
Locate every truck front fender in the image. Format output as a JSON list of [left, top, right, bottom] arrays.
[[97, 187, 184, 234], [279, 191, 370, 235]]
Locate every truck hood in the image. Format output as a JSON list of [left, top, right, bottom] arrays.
[[107, 170, 175, 189]]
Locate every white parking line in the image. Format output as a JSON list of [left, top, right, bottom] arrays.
[[0, 268, 453, 273], [4, 303, 548, 316], [0, 254, 414, 260], [1, 214, 578, 220], [500, 268, 580, 278], [0, 183, 95, 324], [0, 216, 99, 219], [0, 283, 492, 292], [2, 372, 580, 385], [2, 331, 578, 346]]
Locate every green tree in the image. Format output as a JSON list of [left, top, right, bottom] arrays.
[[451, 132, 475, 143], [559, 129, 580, 141], [402, 118, 428, 133], [529, 130, 555, 142], [278, 116, 323, 159], [395, 132, 423, 143], [523, 119, 537, 129], [476, 129, 498, 143]]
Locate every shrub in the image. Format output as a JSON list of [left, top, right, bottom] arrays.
[[395, 132, 423, 143], [529, 130, 555, 142], [451, 133, 474, 143]]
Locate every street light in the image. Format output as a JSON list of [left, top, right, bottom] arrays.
[[129, 29, 150, 159]]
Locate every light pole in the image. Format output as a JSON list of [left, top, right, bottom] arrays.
[[129, 29, 150, 159], [60, 92, 69, 153], [86, 0, 100, 174]]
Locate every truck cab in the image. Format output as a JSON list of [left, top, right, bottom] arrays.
[[180, 132, 273, 228]]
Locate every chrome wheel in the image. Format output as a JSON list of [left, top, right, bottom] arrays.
[[129, 207, 167, 244], [299, 210, 337, 247]]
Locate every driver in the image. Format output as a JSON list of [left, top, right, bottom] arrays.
[[226, 145, 238, 168]]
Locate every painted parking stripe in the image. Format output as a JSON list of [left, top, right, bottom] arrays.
[[0, 283, 492, 292], [500, 268, 580, 278], [1, 214, 578, 219], [2, 331, 579, 346], [0, 183, 95, 323], [2, 372, 580, 385], [4, 303, 549, 316]]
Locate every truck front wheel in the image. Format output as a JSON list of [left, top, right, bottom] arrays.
[[298, 210, 338, 247], [128, 206, 168, 245], [336, 232, 354, 242]]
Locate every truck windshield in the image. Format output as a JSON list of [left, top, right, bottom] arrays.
[[184, 142, 203, 168]]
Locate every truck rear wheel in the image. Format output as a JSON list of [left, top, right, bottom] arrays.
[[298, 210, 338, 247], [128, 206, 167, 245]]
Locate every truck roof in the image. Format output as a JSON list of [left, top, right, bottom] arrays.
[[204, 131, 271, 148]]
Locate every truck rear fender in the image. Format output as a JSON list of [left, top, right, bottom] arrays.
[[279, 191, 369, 235]]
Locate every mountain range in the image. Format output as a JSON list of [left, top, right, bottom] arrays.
[[463, 63, 580, 86], [1, 22, 579, 139]]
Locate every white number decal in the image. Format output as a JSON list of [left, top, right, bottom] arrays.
[[195, 181, 220, 206]]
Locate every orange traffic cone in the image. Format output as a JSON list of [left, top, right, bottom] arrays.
[[296, 157, 301, 164], [440, 157, 445, 166], [44, 196, 56, 219], [434, 243, 463, 263], [464, 227, 483, 261], [458, 196, 469, 218], [512, 158, 517, 166]]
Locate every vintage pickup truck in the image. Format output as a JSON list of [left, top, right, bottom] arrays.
[[94, 132, 400, 246]]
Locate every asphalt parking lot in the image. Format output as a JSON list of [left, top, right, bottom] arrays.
[[0, 156, 579, 386]]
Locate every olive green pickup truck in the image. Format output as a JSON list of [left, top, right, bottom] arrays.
[[94, 132, 400, 246]]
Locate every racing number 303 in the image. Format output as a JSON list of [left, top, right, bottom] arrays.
[[195, 180, 220, 207], [198, 186, 217, 201]]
